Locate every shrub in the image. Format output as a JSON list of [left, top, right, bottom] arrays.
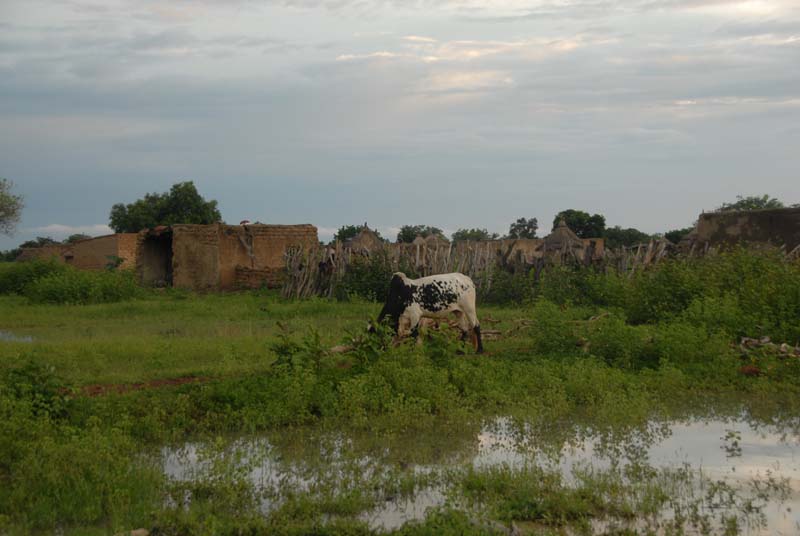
[[481, 268, 535, 304], [0, 259, 67, 295], [337, 251, 408, 301], [528, 300, 579, 356], [625, 259, 704, 324], [2, 359, 70, 417], [583, 314, 652, 369], [24, 268, 142, 305], [650, 322, 737, 378]]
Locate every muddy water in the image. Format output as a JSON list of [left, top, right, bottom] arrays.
[[164, 414, 800, 534], [0, 330, 33, 342]]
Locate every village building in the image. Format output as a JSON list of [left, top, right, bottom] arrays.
[[342, 225, 384, 254], [684, 207, 800, 253], [137, 223, 318, 290], [16, 234, 139, 270]]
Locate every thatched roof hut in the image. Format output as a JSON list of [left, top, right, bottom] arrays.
[[544, 219, 583, 251]]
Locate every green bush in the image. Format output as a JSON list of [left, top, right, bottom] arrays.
[[0, 259, 67, 295], [24, 268, 142, 305], [337, 251, 404, 301], [480, 268, 535, 305], [583, 314, 653, 369], [528, 300, 579, 356]]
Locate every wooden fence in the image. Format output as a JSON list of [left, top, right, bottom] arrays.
[[282, 238, 682, 300]]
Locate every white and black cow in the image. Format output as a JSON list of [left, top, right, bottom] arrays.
[[375, 272, 483, 353]]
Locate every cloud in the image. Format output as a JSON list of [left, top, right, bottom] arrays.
[[420, 70, 513, 93], [316, 226, 338, 241], [403, 35, 437, 43], [0, 0, 798, 252], [27, 224, 114, 238]]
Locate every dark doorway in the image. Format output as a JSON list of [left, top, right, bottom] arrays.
[[139, 232, 173, 286]]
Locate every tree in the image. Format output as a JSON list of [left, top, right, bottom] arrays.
[[604, 226, 651, 249], [19, 237, 60, 248], [109, 181, 221, 233], [717, 194, 786, 212], [333, 224, 384, 243], [507, 217, 538, 239], [396, 225, 444, 243], [0, 248, 21, 262], [664, 226, 694, 244], [552, 210, 606, 239], [451, 228, 498, 242], [0, 178, 24, 235], [65, 233, 91, 243], [333, 225, 361, 243]]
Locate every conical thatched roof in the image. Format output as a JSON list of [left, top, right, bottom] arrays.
[[424, 233, 449, 247], [544, 219, 583, 250]]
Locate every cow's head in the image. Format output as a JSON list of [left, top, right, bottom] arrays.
[[374, 272, 414, 333]]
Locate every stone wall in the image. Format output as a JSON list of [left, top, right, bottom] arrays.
[[694, 208, 800, 251]]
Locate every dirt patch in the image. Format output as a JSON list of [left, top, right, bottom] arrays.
[[79, 376, 210, 397]]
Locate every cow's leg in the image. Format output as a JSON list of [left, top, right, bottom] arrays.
[[453, 310, 470, 341], [473, 325, 484, 354], [464, 307, 484, 354]]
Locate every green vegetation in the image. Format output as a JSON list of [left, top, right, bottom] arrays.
[[451, 228, 499, 242], [603, 226, 651, 248], [1, 249, 799, 533], [717, 194, 788, 212], [664, 226, 693, 244], [395, 225, 444, 244], [109, 181, 221, 233], [0, 177, 24, 236], [0, 260, 141, 305], [506, 217, 538, 239], [552, 209, 606, 239]]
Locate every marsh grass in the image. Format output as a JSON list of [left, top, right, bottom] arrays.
[[1, 249, 800, 533]]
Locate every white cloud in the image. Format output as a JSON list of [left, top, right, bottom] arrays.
[[27, 224, 114, 238], [420, 70, 513, 93], [317, 226, 338, 241], [403, 35, 437, 43]]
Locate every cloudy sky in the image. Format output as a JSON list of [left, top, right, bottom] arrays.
[[1, 0, 798, 248]]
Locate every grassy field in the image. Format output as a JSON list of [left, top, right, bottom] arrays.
[[2, 251, 800, 534]]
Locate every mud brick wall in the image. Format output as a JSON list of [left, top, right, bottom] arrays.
[[16, 244, 68, 262], [169, 224, 317, 290], [219, 224, 318, 289], [115, 234, 139, 270], [234, 266, 287, 289], [171, 225, 220, 290], [696, 208, 800, 251], [68, 235, 128, 271], [17, 234, 140, 270]]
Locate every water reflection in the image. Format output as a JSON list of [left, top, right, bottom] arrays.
[[0, 330, 33, 343], [163, 411, 800, 534]]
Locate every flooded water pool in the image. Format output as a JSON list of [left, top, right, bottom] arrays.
[[0, 330, 33, 343], [164, 412, 800, 534]]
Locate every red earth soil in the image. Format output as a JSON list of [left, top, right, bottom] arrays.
[[79, 376, 209, 397]]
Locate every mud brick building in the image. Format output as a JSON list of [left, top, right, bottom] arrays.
[[16, 234, 138, 270], [137, 223, 318, 290], [692, 207, 800, 252]]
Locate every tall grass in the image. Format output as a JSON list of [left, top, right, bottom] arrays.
[[0, 260, 143, 304], [25, 268, 142, 305], [0, 259, 67, 294]]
